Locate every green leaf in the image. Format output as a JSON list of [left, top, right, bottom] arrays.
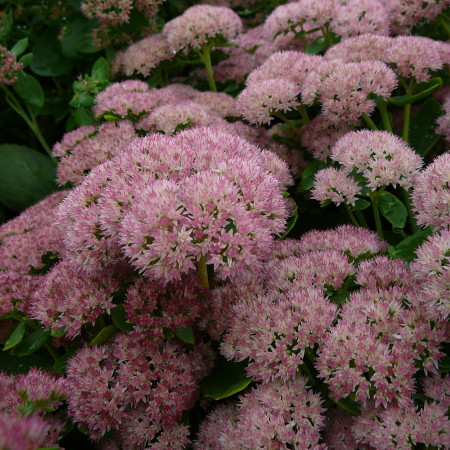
[[61, 14, 97, 58], [278, 213, 298, 240], [387, 227, 432, 262], [201, 357, 253, 400], [88, 325, 117, 347], [3, 323, 26, 351], [13, 72, 45, 107], [174, 327, 195, 344], [76, 35, 100, 54], [72, 107, 95, 126], [388, 77, 442, 106], [378, 191, 408, 229], [0, 10, 13, 40], [53, 346, 77, 374], [0, 352, 53, 375], [349, 198, 371, 211], [438, 356, 450, 374], [50, 327, 67, 338], [31, 31, 74, 77], [300, 160, 327, 191], [163, 328, 175, 339], [111, 305, 133, 332], [18, 53, 33, 68], [409, 97, 443, 156], [10, 38, 28, 57], [11, 328, 51, 356], [0, 144, 57, 212], [305, 36, 328, 55], [91, 57, 110, 81]]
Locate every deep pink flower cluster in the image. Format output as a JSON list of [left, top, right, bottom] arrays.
[[0, 45, 23, 86], [66, 330, 213, 443], [57, 128, 291, 282], [195, 377, 326, 449]]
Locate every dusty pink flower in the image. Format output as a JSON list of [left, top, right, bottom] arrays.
[[163, 5, 243, 52], [379, 0, 449, 33], [52, 125, 97, 158], [246, 50, 322, 86], [237, 78, 300, 125], [331, 0, 390, 38], [213, 52, 258, 83], [298, 225, 387, 259], [138, 101, 225, 134], [300, 114, 354, 160], [56, 121, 137, 185], [352, 401, 450, 449], [302, 60, 397, 125], [93, 80, 158, 120], [437, 97, 450, 142], [322, 408, 358, 449], [231, 378, 326, 449], [422, 373, 450, 408], [0, 191, 66, 274], [312, 167, 361, 206], [324, 33, 392, 62], [331, 130, 423, 189], [121, 33, 173, 77], [81, 0, 133, 24], [411, 152, 450, 229], [0, 271, 40, 316], [67, 331, 212, 440], [0, 45, 23, 85], [386, 36, 447, 82], [195, 91, 236, 117], [30, 260, 119, 339], [221, 288, 338, 382]]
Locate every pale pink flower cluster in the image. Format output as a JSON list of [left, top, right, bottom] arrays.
[[312, 167, 361, 206], [437, 96, 450, 142], [237, 78, 300, 125], [0, 191, 66, 274], [298, 224, 387, 259], [301, 60, 397, 125], [195, 377, 326, 449], [411, 152, 450, 229], [66, 330, 213, 442], [422, 373, 450, 408], [163, 5, 243, 52], [55, 121, 137, 185], [412, 230, 450, 320], [352, 401, 450, 449], [138, 101, 226, 134], [0, 271, 40, 316], [380, 0, 449, 33], [93, 80, 159, 120], [331, 130, 423, 189], [0, 45, 23, 86], [57, 128, 291, 282], [121, 33, 173, 77], [30, 260, 119, 339], [0, 370, 67, 449]]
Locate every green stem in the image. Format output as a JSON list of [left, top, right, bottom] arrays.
[[370, 191, 384, 240], [298, 104, 310, 124], [273, 111, 302, 137], [401, 187, 419, 233], [197, 44, 217, 92], [4, 88, 55, 161], [333, 398, 361, 417], [362, 113, 378, 131], [377, 102, 392, 132], [355, 210, 369, 228], [438, 15, 450, 39], [45, 343, 60, 362], [197, 256, 210, 289], [345, 206, 360, 227], [403, 103, 411, 142]]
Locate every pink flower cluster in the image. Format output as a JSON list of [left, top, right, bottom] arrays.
[[67, 330, 213, 444], [0, 45, 23, 86]]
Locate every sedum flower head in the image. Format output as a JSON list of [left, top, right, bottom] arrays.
[[331, 130, 423, 189], [411, 152, 450, 229], [312, 167, 361, 206], [163, 5, 243, 52], [237, 78, 300, 125], [0, 45, 23, 86]]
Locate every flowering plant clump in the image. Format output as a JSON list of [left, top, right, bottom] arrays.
[[0, 0, 449, 448]]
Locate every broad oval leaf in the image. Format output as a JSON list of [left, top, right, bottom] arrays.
[[10, 38, 28, 57], [174, 327, 195, 344], [378, 191, 407, 229], [300, 160, 326, 191], [91, 57, 110, 81], [111, 305, 133, 332], [3, 322, 26, 351], [387, 227, 432, 262], [13, 72, 44, 107], [0, 144, 57, 212], [88, 324, 117, 347], [11, 328, 51, 356]]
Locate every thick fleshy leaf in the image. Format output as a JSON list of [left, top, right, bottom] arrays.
[[3, 323, 26, 351], [13, 72, 44, 107], [91, 57, 109, 81], [387, 227, 433, 262], [378, 191, 407, 229], [201, 357, 252, 400], [88, 325, 117, 347], [0, 144, 56, 212], [300, 160, 326, 191], [174, 327, 195, 344], [11, 328, 51, 356], [111, 305, 133, 332], [10, 38, 28, 57]]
